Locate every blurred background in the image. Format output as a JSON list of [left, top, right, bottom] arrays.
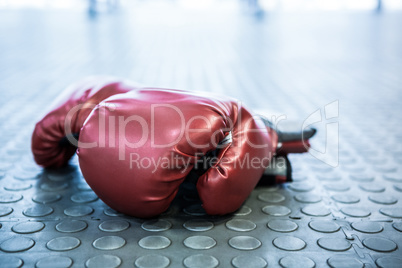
[[1, 0, 402, 156], [2, 0, 402, 11], [1, 1, 402, 267]]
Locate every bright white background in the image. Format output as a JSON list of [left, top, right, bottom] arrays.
[[1, 0, 402, 11]]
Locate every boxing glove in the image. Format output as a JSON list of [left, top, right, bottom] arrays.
[[77, 89, 275, 218], [31, 76, 136, 168]]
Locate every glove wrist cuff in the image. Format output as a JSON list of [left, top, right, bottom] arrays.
[[258, 155, 292, 185]]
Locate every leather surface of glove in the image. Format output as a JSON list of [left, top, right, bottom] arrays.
[[77, 88, 274, 218], [31, 77, 136, 168]]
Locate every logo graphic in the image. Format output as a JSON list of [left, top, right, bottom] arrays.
[[303, 100, 339, 167]]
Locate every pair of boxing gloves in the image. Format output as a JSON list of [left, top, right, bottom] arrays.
[[32, 76, 315, 218]]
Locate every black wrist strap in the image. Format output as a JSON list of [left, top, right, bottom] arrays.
[[257, 155, 292, 186], [259, 115, 316, 143]]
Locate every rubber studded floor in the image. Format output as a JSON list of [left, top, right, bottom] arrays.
[[1, 3, 402, 268]]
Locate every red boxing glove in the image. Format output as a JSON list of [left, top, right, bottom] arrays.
[[77, 88, 274, 218], [32, 77, 316, 218], [31, 76, 137, 168]]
